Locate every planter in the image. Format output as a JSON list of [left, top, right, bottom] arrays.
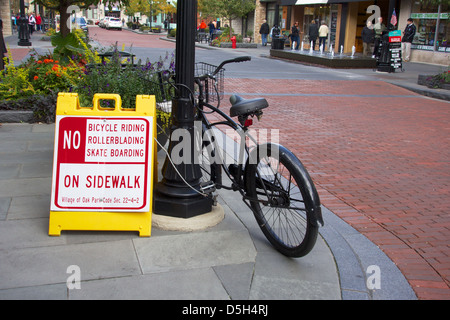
[[418, 74, 450, 89], [0, 94, 57, 124], [417, 74, 434, 86], [219, 42, 258, 49], [442, 83, 450, 91], [0, 110, 34, 123]]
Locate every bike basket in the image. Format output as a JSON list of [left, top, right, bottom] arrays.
[[143, 71, 175, 113], [194, 62, 224, 103]]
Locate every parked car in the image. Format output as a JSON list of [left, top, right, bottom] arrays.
[[98, 17, 110, 28], [54, 15, 88, 35], [106, 17, 122, 30], [72, 16, 88, 34]]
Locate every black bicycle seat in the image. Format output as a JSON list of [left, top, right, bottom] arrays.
[[229, 95, 268, 117]]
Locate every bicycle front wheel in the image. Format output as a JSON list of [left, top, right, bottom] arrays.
[[245, 143, 322, 257]]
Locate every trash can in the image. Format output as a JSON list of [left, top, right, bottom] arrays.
[[271, 36, 285, 50]]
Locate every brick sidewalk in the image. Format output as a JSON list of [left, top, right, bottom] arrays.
[[223, 78, 450, 300]]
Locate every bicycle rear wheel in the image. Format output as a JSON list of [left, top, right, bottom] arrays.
[[245, 143, 322, 257]]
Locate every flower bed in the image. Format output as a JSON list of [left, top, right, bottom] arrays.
[[1, 31, 175, 129], [418, 70, 450, 90]]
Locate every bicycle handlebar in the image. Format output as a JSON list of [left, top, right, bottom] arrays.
[[212, 56, 251, 76]]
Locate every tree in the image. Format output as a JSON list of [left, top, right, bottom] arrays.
[[125, 0, 176, 23], [199, 0, 255, 37], [34, 0, 130, 38]]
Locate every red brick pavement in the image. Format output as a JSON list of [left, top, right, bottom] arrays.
[[7, 48, 29, 64], [89, 27, 175, 49], [222, 78, 450, 300]]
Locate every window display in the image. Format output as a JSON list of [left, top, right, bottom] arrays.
[[411, 2, 449, 51]]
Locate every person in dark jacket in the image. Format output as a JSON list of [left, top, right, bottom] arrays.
[[308, 20, 319, 51], [291, 21, 300, 50], [361, 21, 375, 56], [402, 18, 416, 62], [259, 20, 270, 46], [208, 21, 215, 40]]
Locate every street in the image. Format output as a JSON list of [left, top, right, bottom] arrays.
[[90, 27, 450, 299], [4, 25, 450, 300]]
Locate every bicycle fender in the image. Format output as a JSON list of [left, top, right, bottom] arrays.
[[280, 145, 323, 227], [248, 143, 324, 228]]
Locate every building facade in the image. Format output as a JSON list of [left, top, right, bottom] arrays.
[[254, 0, 449, 64]]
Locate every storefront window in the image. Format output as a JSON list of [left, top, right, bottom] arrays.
[[411, 1, 449, 51], [302, 4, 337, 48], [267, 3, 283, 29]]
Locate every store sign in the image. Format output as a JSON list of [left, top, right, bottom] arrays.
[[389, 30, 402, 43], [51, 116, 152, 212], [411, 13, 449, 19]]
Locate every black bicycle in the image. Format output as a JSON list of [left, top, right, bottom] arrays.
[[156, 57, 324, 257]]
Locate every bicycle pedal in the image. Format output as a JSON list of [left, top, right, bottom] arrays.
[[200, 181, 216, 195]]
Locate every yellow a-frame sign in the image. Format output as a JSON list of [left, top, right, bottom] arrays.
[[49, 93, 156, 237]]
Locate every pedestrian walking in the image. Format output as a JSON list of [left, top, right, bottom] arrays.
[[35, 14, 42, 32], [361, 20, 375, 56], [318, 20, 328, 50], [291, 21, 300, 50], [308, 20, 318, 51], [402, 18, 416, 62], [11, 14, 16, 34], [372, 17, 386, 58], [259, 19, 270, 46], [28, 13, 36, 36], [208, 20, 215, 40], [199, 20, 206, 32]]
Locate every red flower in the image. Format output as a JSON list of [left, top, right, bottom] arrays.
[[33, 76, 39, 80]]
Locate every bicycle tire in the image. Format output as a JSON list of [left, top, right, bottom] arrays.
[[245, 143, 321, 257]]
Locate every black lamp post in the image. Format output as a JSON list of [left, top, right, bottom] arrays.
[[17, 0, 31, 46], [154, 0, 213, 218]]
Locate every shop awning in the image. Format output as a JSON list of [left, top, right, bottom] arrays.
[[281, 0, 298, 5], [295, 0, 329, 4], [327, 0, 365, 3]]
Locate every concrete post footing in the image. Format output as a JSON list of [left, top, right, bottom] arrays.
[[152, 203, 225, 231]]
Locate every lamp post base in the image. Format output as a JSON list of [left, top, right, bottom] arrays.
[[153, 191, 212, 219]]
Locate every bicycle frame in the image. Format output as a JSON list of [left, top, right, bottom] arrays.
[[195, 76, 256, 194]]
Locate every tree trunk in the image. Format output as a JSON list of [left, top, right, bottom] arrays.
[[59, 4, 70, 38]]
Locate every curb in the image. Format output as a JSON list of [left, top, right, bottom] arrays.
[[0, 110, 34, 123], [388, 81, 450, 101]]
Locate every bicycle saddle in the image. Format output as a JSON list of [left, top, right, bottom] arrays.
[[229, 95, 268, 117]]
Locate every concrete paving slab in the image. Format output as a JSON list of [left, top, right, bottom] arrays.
[[0, 218, 65, 249], [0, 177, 52, 198], [133, 229, 257, 274], [0, 283, 68, 300], [213, 262, 255, 300], [250, 240, 341, 300], [7, 194, 50, 219], [68, 268, 230, 300], [0, 197, 11, 221], [0, 240, 141, 290], [0, 164, 20, 179]]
